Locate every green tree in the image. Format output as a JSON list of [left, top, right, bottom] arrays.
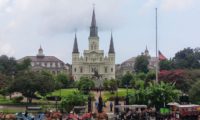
[[103, 79, 110, 90], [10, 71, 55, 103], [109, 79, 118, 93], [61, 91, 87, 112], [173, 47, 200, 69], [189, 80, 200, 104], [77, 77, 95, 94], [121, 72, 133, 87], [0, 55, 17, 76], [134, 55, 149, 73], [135, 73, 146, 80], [129, 82, 180, 110], [0, 73, 12, 97], [16, 58, 31, 72], [56, 73, 69, 88], [159, 59, 173, 70], [148, 82, 180, 110]]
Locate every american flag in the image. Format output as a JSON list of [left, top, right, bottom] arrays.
[[158, 51, 167, 61]]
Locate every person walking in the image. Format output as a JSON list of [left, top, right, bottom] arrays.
[[110, 102, 113, 112]]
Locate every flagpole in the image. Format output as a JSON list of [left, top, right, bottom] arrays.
[[155, 8, 158, 83]]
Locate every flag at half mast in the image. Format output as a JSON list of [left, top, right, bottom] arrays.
[[158, 51, 167, 61]]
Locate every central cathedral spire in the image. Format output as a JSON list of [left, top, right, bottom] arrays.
[[90, 8, 98, 37]]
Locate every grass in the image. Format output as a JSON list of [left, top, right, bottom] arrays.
[[0, 108, 25, 113], [103, 88, 135, 101], [0, 95, 13, 104], [47, 88, 79, 97]]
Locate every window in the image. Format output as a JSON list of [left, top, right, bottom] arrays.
[[80, 67, 83, 73], [74, 68, 76, 72], [86, 57, 88, 62], [111, 68, 113, 72], [105, 67, 107, 73], [94, 44, 96, 49], [55, 62, 58, 67]]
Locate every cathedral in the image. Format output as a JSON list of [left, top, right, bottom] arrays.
[[72, 9, 115, 81]]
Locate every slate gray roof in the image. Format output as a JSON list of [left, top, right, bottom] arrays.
[[109, 33, 115, 54], [72, 33, 79, 53], [18, 56, 64, 63], [90, 8, 98, 37]]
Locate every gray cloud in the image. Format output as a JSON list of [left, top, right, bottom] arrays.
[[0, 0, 130, 59]]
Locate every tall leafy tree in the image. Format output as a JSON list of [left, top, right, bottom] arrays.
[[159, 59, 173, 70], [56, 73, 69, 88], [148, 82, 180, 110], [61, 91, 87, 112], [16, 58, 31, 72], [189, 79, 200, 104], [77, 77, 95, 94], [134, 55, 149, 73], [0, 55, 17, 76], [10, 71, 55, 103], [121, 72, 133, 87], [173, 47, 200, 69]]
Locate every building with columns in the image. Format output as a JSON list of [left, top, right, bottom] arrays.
[[72, 9, 115, 81]]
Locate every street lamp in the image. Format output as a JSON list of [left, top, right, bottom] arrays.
[[98, 78, 103, 113], [125, 83, 129, 105], [114, 84, 119, 114], [125, 84, 129, 112]]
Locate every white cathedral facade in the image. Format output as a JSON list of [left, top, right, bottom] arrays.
[[72, 9, 115, 81]]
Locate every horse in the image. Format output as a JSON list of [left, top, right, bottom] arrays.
[[45, 111, 62, 120], [95, 112, 108, 120], [0, 113, 16, 120]]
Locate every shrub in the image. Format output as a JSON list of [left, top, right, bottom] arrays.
[[12, 96, 23, 103]]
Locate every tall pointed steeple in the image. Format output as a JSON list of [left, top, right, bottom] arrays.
[[144, 45, 149, 56], [90, 8, 98, 37], [109, 32, 115, 54], [72, 33, 79, 53]]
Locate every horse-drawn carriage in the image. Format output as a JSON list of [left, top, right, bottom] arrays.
[[67, 106, 92, 120], [170, 104, 200, 120], [114, 104, 148, 120]]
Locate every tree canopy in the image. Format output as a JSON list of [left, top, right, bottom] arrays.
[[10, 71, 55, 103], [134, 55, 149, 73], [173, 47, 200, 69], [61, 91, 87, 112], [77, 77, 95, 94]]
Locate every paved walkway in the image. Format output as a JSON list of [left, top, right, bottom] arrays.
[[92, 91, 114, 113]]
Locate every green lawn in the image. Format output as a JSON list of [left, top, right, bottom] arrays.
[[48, 88, 78, 97], [103, 88, 135, 101], [0, 95, 13, 104]]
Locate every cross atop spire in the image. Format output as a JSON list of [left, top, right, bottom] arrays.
[[90, 7, 98, 37], [72, 32, 79, 53], [109, 32, 115, 54]]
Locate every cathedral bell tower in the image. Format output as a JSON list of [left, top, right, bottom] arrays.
[[88, 8, 99, 51]]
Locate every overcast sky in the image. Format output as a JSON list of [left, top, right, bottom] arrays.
[[0, 0, 200, 64]]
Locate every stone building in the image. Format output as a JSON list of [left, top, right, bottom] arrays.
[[72, 9, 115, 81], [116, 47, 157, 78], [18, 46, 70, 75]]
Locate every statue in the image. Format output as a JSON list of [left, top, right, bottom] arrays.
[[92, 69, 102, 80]]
